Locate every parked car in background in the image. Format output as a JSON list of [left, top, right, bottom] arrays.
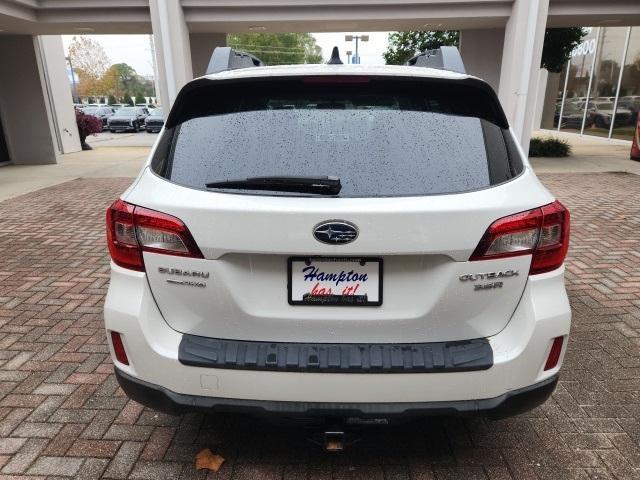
[[587, 100, 631, 128], [82, 106, 115, 129], [144, 108, 164, 133], [554, 102, 592, 129], [618, 96, 640, 124], [107, 106, 149, 132]]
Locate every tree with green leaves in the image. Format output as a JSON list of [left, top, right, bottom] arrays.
[[383, 31, 459, 65], [134, 94, 146, 105], [541, 28, 586, 73], [227, 33, 322, 65], [123, 94, 134, 106], [107, 95, 117, 105], [102, 63, 145, 99]]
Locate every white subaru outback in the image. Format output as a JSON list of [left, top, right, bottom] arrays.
[[104, 46, 570, 420]]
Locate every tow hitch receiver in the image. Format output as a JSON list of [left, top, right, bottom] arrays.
[[306, 419, 366, 451], [323, 429, 346, 452]]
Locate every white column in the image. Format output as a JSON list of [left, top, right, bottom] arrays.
[[498, 0, 549, 155], [540, 71, 561, 129], [37, 35, 82, 154], [459, 29, 505, 93], [190, 33, 227, 78], [149, 0, 193, 108], [532, 68, 548, 131]]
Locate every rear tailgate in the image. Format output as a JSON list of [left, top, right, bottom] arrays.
[[125, 73, 553, 344], [127, 168, 551, 343]]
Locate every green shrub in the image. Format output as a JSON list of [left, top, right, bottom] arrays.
[[529, 137, 571, 157]]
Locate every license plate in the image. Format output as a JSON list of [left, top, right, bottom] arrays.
[[288, 257, 383, 306]]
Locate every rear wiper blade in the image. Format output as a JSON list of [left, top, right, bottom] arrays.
[[205, 176, 341, 195]]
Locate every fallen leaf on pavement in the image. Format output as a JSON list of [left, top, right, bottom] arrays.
[[195, 448, 225, 472]]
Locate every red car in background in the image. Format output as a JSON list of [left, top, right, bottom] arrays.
[[631, 115, 640, 161]]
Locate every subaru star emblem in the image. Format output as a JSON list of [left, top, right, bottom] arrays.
[[313, 221, 358, 245]]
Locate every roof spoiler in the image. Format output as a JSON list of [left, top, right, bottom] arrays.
[[405, 46, 466, 74], [206, 46, 264, 75]]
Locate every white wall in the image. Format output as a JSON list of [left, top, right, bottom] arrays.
[[0, 35, 58, 165]]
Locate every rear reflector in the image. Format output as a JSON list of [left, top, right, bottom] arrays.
[[544, 336, 564, 371], [110, 331, 129, 365], [106, 200, 203, 271], [470, 200, 570, 275]]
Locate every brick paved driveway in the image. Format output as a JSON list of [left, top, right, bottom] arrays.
[[0, 173, 639, 479]]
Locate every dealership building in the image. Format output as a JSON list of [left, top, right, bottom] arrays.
[[0, 0, 639, 167]]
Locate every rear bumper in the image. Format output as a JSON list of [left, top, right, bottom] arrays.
[[115, 367, 558, 418], [104, 262, 570, 410]]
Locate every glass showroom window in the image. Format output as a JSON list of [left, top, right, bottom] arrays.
[[557, 28, 599, 134], [612, 27, 640, 140], [586, 27, 628, 138]]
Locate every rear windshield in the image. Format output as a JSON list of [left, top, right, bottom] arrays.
[[152, 78, 522, 197]]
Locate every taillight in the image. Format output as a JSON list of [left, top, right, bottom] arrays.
[[106, 200, 142, 271], [533, 202, 571, 275], [470, 200, 570, 275], [106, 200, 203, 271]]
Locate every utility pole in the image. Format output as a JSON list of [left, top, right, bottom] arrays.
[[345, 34, 369, 64]]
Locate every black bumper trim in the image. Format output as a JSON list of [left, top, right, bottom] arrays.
[[179, 334, 493, 374], [114, 368, 558, 419]]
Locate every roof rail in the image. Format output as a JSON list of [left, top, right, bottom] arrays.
[[405, 46, 466, 74], [206, 46, 264, 75]]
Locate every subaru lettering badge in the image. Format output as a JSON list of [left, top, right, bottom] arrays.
[[313, 221, 358, 245]]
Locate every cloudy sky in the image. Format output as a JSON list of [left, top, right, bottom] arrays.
[[62, 32, 391, 77]]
